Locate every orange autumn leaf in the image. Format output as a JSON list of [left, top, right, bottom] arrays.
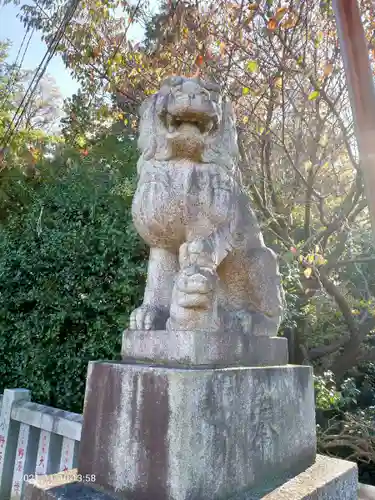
[[219, 42, 226, 56], [248, 3, 258, 10], [267, 18, 278, 31], [195, 54, 204, 66], [275, 6, 288, 20]]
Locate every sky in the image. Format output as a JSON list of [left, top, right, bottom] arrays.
[[0, 2, 147, 98]]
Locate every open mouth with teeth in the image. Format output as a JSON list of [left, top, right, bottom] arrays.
[[162, 112, 217, 136]]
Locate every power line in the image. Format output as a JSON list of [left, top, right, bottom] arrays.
[[15, 29, 35, 73], [11, 29, 34, 71], [7, 0, 80, 137], [1, 0, 147, 153], [31, 0, 143, 109], [0, 28, 34, 107], [0, 0, 82, 148]]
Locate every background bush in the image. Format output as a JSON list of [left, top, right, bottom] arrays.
[[0, 134, 147, 413]]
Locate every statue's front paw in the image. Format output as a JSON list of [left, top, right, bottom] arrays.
[[167, 266, 221, 331], [174, 266, 217, 309], [129, 304, 168, 330]]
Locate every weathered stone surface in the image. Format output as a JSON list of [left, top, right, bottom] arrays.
[[129, 76, 284, 339], [23, 470, 117, 500], [122, 329, 288, 366], [359, 482, 375, 499], [22, 459, 362, 500], [11, 400, 82, 441], [259, 454, 358, 500], [78, 361, 316, 500]]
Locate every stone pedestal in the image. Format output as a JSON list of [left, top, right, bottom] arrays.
[[23, 470, 115, 500], [121, 329, 288, 367], [24, 328, 358, 500], [23, 455, 360, 500], [23, 456, 360, 500], [76, 360, 316, 499]]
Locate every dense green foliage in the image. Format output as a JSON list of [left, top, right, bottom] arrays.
[[0, 134, 147, 413], [315, 370, 375, 483]]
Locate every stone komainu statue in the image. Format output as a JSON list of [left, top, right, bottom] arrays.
[[129, 76, 283, 336]]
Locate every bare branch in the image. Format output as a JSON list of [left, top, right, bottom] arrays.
[[308, 335, 350, 360], [329, 256, 375, 268]]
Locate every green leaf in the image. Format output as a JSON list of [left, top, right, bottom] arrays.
[[76, 135, 86, 148], [114, 53, 123, 65], [308, 90, 320, 101], [247, 60, 258, 73], [282, 251, 295, 263], [314, 31, 324, 48], [304, 267, 312, 278]]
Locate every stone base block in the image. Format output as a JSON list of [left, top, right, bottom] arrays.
[[23, 470, 116, 500], [78, 361, 316, 500], [359, 482, 375, 499], [23, 457, 359, 500], [260, 454, 358, 499], [122, 329, 288, 366]]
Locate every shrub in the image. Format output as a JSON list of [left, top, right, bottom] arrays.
[[315, 371, 375, 484], [0, 135, 147, 412]]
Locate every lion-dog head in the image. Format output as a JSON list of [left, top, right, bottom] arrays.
[[137, 76, 239, 176]]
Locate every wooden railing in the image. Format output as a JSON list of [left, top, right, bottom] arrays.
[[0, 389, 82, 499]]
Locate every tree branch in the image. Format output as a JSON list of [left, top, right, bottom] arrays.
[[317, 268, 359, 337], [329, 256, 375, 269], [308, 334, 350, 360]]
